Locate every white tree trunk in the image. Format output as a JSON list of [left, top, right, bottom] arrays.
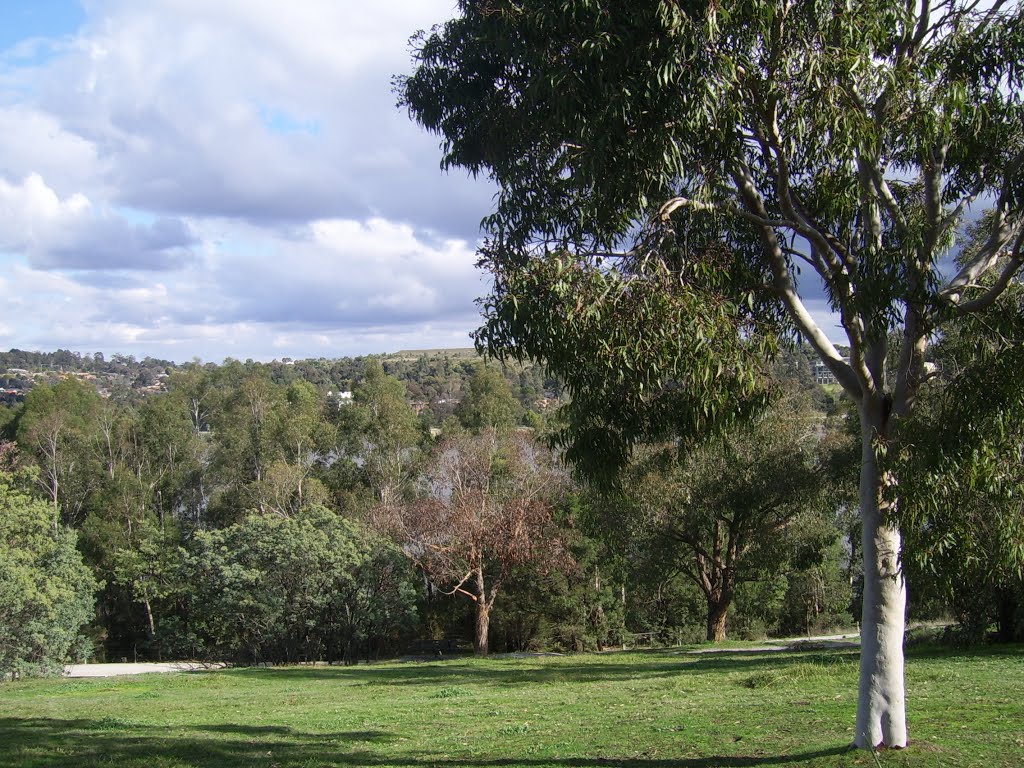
[[855, 405, 908, 749]]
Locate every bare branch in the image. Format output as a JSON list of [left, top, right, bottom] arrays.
[[867, 165, 910, 235], [892, 310, 930, 418], [657, 196, 795, 230], [942, 206, 1023, 305], [434, 570, 479, 600]]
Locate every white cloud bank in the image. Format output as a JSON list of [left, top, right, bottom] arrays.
[[0, 0, 494, 361]]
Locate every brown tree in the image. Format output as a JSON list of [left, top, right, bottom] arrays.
[[376, 429, 564, 655]]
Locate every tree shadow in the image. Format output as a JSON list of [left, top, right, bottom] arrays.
[[0, 716, 853, 768], [195, 723, 397, 742], [228, 649, 861, 690], [902, 641, 1024, 662]]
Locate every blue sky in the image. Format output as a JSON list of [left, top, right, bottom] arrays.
[[0, 1, 85, 50], [0, 1, 845, 363]]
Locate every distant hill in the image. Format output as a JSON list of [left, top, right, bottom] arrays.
[[386, 348, 480, 361]]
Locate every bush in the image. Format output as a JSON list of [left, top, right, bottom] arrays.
[[181, 506, 420, 664], [0, 471, 98, 680]]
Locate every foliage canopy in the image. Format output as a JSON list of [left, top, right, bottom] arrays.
[[0, 457, 97, 679], [401, 0, 1024, 748]]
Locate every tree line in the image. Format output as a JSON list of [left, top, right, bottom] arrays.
[[3, 338, 1016, 680], [0, 349, 827, 671]]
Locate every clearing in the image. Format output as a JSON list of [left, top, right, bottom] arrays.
[[2, 643, 1021, 767]]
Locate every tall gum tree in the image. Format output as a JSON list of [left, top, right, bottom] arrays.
[[401, 0, 1024, 748]]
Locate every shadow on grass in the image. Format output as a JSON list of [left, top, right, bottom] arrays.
[[195, 723, 397, 742], [901, 642, 1024, 662], [0, 716, 852, 768], [224, 642, 1023, 691], [224, 649, 862, 689]]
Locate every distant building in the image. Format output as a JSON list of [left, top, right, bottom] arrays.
[[812, 358, 847, 386], [328, 390, 353, 408]]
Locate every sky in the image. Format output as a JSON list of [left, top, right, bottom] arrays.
[[0, 1, 845, 364], [0, 0, 503, 362]]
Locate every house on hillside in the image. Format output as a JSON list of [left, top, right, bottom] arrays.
[[812, 358, 848, 386], [328, 390, 353, 408]]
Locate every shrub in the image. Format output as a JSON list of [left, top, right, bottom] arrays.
[[0, 469, 98, 680], [181, 506, 419, 663]]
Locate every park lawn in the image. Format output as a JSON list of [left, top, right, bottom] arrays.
[[0, 644, 1021, 768]]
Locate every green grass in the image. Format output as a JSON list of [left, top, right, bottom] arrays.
[[1, 644, 1021, 767]]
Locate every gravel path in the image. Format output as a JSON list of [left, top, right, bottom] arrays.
[[63, 662, 225, 678]]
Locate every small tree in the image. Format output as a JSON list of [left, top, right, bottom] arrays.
[[628, 393, 833, 642], [377, 430, 564, 654], [16, 378, 102, 528], [110, 519, 179, 650], [454, 365, 521, 433], [0, 452, 98, 679]]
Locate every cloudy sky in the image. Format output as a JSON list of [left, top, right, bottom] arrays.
[[0, 0, 503, 362], [0, 1, 848, 364]]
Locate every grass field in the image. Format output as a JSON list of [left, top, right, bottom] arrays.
[[1, 644, 1021, 767]]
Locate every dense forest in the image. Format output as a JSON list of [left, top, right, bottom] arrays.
[[0, 343, 1018, 678]]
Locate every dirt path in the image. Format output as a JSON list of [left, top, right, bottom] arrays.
[[63, 662, 225, 678], [683, 632, 860, 654]]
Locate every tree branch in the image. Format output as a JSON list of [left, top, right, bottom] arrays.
[[730, 165, 862, 396], [949, 230, 1024, 314], [657, 196, 794, 230], [941, 188, 1024, 306]]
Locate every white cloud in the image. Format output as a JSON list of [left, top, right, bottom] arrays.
[[12, 0, 487, 229], [200, 216, 483, 328], [0, 1, 497, 360], [0, 107, 102, 193], [0, 211, 484, 361], [0, 173, 195, 270]]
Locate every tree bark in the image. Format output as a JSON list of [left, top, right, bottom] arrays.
[[144, 597, 156, 640], [706, 597, 730, 643], [474, 567, 490, 656], [854, 401, 908, 749], [474, 601, 491, 656]]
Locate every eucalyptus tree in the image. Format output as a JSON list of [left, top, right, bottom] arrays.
[[251, 380, 336, 517], [16, 377, 103, 529], [454, 365, 521, 433], [136, 393, 206, 528], [401, 0, 1024, 748], [344, 360, 423, 510]]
